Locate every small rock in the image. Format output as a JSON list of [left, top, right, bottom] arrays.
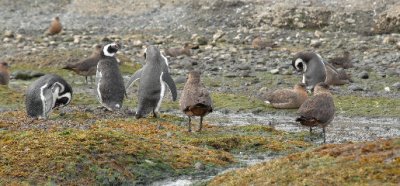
[[270, 69, 280, 74], [194, 162, 205, 170], [384, 87, 391, 92], [213, 30, 225, 42], [392, 82, 400, 90], [358, 71, 369, 79], [348, 84, 364, 91], [314, 30, 324, 38], [3, 38, 11, 42], [238, 65, 251, 70], [345, 18, 356, 24], [310, 39, 322, 48], [174, 76, 186, 84], [196, 36, 208, 45], [133, 40, 143, 47], [396, 42, 400, 50], [3, 30, 14, 38], [383, 36, 396, 44]]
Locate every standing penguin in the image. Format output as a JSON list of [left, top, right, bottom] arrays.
[[292, 51, 350, 89], [25, 74, 72, 119], [180, 71, 213, 132], [126, 45, 177, 119], [296, 82, 335, 143], [63, 44, 102, 83], [0, 62, 10, 85], [95, 42, 125, 111]]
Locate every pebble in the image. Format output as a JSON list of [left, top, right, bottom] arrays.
[[310, 39, 322, 48], [3, 30, 14, 38], [194, 162, 205, 170], [358, 71, 369, 79], [270, 69, 280, 74], [392, 82, 400, 90], [213, 30, 225, 42], [348, 84, 364, 91]]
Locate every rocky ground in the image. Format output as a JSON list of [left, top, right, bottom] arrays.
[[0, 0, 399, 185]]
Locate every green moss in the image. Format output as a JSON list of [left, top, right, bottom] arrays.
[[208, 138, 400, 186], [0, 86, 24, 109], [335, 95, 400, 117]]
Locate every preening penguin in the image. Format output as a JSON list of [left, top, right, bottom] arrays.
[[296, 82, 335, 143], [95, 42, 125, 111], [180, 71, 213, 132], [292, 51, 350, 89], [25, 74, 72, 119], [126, 45, 177, 119]]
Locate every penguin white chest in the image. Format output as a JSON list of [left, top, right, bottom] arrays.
[[156, 72, 166, 112]]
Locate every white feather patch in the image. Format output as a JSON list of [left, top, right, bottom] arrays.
[[316, 53, 328, 82], [295, 58, 306, 72], [40, 83, 48, 118], [160, 51, 169, 67], [96, 71, 103, 104], [103, 44, 115, 57], [155, 72, 166, 112]]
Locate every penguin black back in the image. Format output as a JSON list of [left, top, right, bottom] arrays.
[[95, 42, 125, 111]]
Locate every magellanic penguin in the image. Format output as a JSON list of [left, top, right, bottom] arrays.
[[126, 45, 177, 119], [292, 51, 350, 89], [164, 43, 191, 57], [296, 82, 335, 143], [265, 83, 308, 109], [95, 42, 126, 111], [328, 51, 354, 69], [180, 71, 213, 132], [0, 62, 10, 85], [25, 74, 72, 119], [45, 16, 62, 35], [63, 44, 102, 83]]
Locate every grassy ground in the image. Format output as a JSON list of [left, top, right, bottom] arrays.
[[0, 49, 399, 184], [208, 138, 400, 186]]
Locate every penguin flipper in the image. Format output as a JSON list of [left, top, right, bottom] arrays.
[[162, 72, 177, 101], [126, 68, 142, 89]]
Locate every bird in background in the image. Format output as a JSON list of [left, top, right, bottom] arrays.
[[62, 44, 102, 83], [180, 70, 213, 132], [45, 16, 62, 35], [0, 61, 10, 85]]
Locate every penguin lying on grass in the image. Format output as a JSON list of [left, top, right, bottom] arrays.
[[25, 74, 72, 119], [126, 45, 177, 119]]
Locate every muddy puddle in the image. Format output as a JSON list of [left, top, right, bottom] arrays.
[[154, 111, 400, 186]]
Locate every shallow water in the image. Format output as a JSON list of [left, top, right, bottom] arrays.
[[154, 111, 400, 185]]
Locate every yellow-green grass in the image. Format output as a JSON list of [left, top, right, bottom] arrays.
[[208, 138, 400, 186]]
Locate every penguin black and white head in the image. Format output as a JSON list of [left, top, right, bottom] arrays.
[[95, 42, 125, 111], [25, 74, 72, 119], [292, 51, 327, 90], [125, 45, 177, 119], [102, 42, 121, 57]]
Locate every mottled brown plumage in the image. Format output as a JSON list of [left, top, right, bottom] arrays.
[[265, 83, 308, 109], [328, 51, 353, 69], [252, 36, 277, 50], [45, 16, 62, 35], [296, 82, 335, 143], [180, 71, 213, 132], [324, 62, 351, 85], [62, 44, 102, 83], [164, 43, 191, 57], [0, 62, 10, 85]]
